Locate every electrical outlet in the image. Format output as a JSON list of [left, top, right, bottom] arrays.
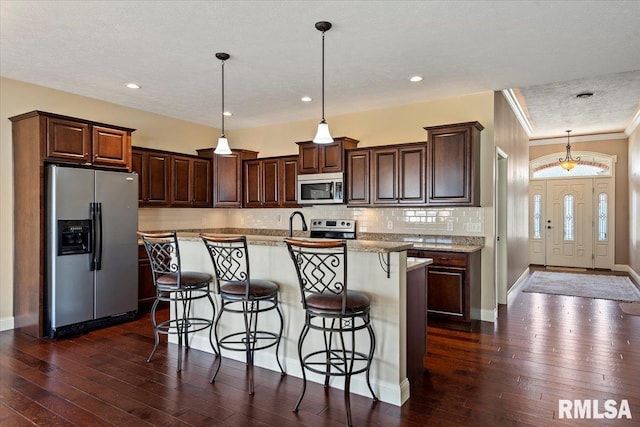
[[277, 214, 282, 225], [387, 220, 393, 230]]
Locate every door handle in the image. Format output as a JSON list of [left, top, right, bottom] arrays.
[[95, 203, 103, 270]]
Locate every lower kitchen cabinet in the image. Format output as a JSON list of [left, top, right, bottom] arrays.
[[408, 249, 481, 331]]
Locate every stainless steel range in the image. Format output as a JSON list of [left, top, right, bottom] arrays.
[[309, 219, 356, 240]]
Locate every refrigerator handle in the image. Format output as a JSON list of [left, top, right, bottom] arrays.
[[95, 202, 103, 270], [90, 202, 97, 271]]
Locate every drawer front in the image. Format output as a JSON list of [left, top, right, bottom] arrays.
[[409, 250, 467, 267]]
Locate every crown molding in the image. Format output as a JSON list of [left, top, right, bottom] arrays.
[[501, 89, 533, 137], [625, 107, 640, 136], [529, 132, 628, 146]]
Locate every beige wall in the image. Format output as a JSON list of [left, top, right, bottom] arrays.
[[493, 92, 530, 292], [1, 75, 500, 327], [529, 138, 630, 265], [629, 126, 640, 278], [0, 77, 221, 328]]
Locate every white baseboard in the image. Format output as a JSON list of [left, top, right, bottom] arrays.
[[0, 316, 14, 332], [507, 267, 531, 305], [613, 264, 640, 287], [173, 334, 408, 406], [613, 264, 628, 272], [479, 308, 496, 323]]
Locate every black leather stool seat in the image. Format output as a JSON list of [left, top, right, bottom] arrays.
[[306, 290, 370, 312], [157, 272, 212, 288], [220, 279, 279, 297]]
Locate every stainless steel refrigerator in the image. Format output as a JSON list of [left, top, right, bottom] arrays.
[[46, 165, 139, 337]]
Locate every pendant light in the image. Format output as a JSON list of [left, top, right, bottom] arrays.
[[559, 130, 580, 171], [312, 21, 334, 144], [214, 52, 232, 155]]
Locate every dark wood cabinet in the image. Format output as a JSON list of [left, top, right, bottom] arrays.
[[42, 113, 132, 169], [408, 249, 481, 331], [198, 148, 259, 207], [346, 149, 370, 205], [424, 121, 483, 206], [243, 155, 299, 208], [349, 142, 426, 206], [170, 155, 212, 207], [406, 262, 428, 382], [9, 111, 135, 337], [132, 148, 171, 206], [296, 137, 359, 174]]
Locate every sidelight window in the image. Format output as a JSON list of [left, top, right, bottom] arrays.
[[563, 195, 575, 241], [533, 194, 542, 239], [598, 193, 608, 241]]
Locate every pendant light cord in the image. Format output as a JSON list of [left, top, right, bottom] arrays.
[[221, 58, 225, 136], [321, 30, 325, 122]]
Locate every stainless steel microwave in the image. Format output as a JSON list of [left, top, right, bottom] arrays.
[[297, 172, 344, 204]]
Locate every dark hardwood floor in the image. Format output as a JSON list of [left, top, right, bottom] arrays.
[[1, 271, 639, 426]]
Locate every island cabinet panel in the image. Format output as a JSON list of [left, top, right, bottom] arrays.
[[346, 149, 370, 205], [296, 137, 359, 174], [425, 121, 483, 206], [138, 244, 155, 313], [197, 148, 259, 207], [408, 249, 481, 331], [242, 155, 299, 208], [406, 263, 428, 382]]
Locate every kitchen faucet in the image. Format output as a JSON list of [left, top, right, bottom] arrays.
[[289, 211, 308, 238]]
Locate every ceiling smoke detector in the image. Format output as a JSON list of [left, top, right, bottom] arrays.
[[576, 91, 594, 99]]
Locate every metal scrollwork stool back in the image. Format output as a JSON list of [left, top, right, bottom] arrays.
[[285, 238, 377, 427], [137, 231, 217, 372], [200, 234, 285, 395]]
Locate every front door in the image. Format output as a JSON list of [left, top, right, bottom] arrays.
[[545, 178, 593, 268]]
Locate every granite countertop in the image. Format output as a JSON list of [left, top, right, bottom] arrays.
[[410, 243, 483, 253], [176, 232, 414, 253], [406, 257, 433, 272]]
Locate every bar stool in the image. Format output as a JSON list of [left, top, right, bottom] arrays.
[[137, 231, 217, 371], [284, 238, 377, 427], [200, 234, 285, 395]]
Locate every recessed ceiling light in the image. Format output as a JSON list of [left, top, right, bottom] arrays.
[[223, 111, 232, 116], [409, 76, 423, 83], [576, 91, 594, 99], [126, 83, 140, 89], [301, 96, 312, 102]]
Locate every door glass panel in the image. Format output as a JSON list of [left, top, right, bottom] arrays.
[[598, 192, 608, 241], [533, 194, 542, 239], [563, 194, 574, 241]]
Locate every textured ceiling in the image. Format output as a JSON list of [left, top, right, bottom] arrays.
[[1, 1, 639, 139]]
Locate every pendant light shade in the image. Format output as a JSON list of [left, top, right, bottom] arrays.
[[559, 130, 580, 171], [312, 21, 334, 145], [214, 52, 232, 155]]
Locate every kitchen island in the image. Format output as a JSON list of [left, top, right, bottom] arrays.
[[172, 233, 430, 406]]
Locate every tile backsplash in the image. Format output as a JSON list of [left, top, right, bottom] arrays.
[[140, 205, 485, 237]]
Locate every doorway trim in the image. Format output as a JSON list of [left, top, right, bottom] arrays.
[[494, 147, 508, 316]]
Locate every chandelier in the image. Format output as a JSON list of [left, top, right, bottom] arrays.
[[559, 130, 580, 171]]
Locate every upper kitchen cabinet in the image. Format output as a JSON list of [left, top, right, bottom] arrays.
[[296, 137, 359, 174], [197, 148, 258, 207], [243, 155, 299, 208], [424, 121, 483, 206], [372, 143, 426, 205], [132, 147, 171, 207], [14, 111, 134, 169], [347, 142, 426, 206], [171, 154, 212, 207]]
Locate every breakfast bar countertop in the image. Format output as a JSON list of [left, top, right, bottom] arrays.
[[176, 232, 414, 253]]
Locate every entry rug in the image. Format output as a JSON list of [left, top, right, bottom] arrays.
[[522, 271, 640, 302]]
